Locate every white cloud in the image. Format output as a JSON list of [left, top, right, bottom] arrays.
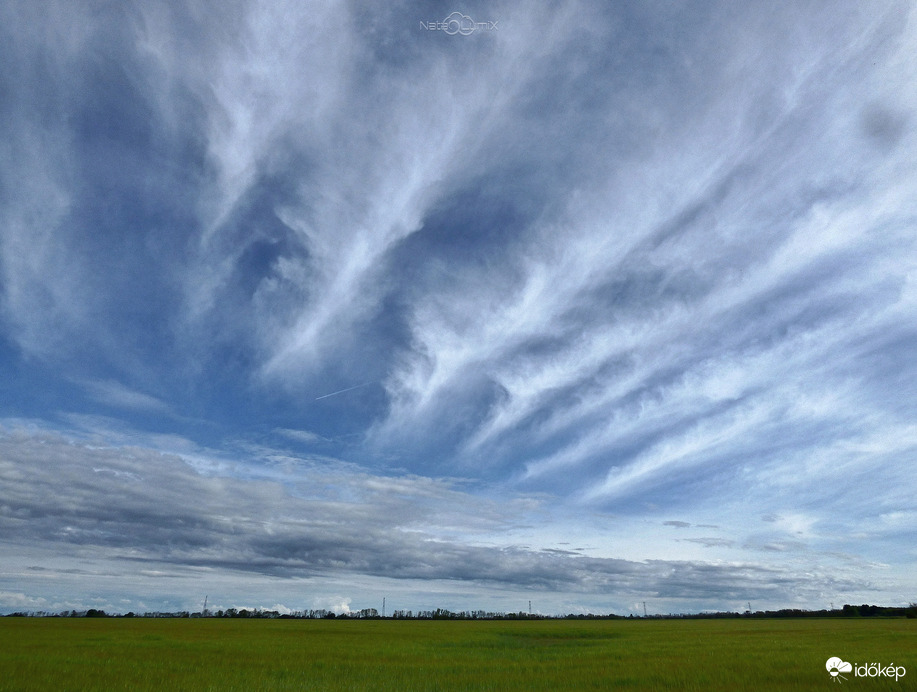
[[76, 379, 170, 413], [274, 428, 326, 444]]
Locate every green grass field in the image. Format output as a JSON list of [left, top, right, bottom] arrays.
[[0, 617, 913, 691]]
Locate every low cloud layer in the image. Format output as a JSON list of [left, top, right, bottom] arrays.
[[0, 428, 877, 612]]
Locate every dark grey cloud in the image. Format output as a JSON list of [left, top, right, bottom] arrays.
[[681, 538, 735, 549], [0, 428, 868, 608]]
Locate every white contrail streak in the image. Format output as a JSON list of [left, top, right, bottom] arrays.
[[314, 382, 372, 401]]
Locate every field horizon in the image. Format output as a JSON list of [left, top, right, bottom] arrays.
[[1, 616, 913, 690]]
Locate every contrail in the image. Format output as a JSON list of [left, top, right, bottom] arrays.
[[314, 382, 372, 401]]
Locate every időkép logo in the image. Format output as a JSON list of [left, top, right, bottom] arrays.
[[826, 656, 906, 683]]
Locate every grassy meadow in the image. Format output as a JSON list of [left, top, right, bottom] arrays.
[[0, 617, 913, 691]]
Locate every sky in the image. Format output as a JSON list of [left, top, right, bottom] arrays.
[[1, 0, 916, 617]]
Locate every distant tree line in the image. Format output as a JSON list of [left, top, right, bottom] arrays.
[[674, 603, 917, 619], [5, 603, 916, 619]]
